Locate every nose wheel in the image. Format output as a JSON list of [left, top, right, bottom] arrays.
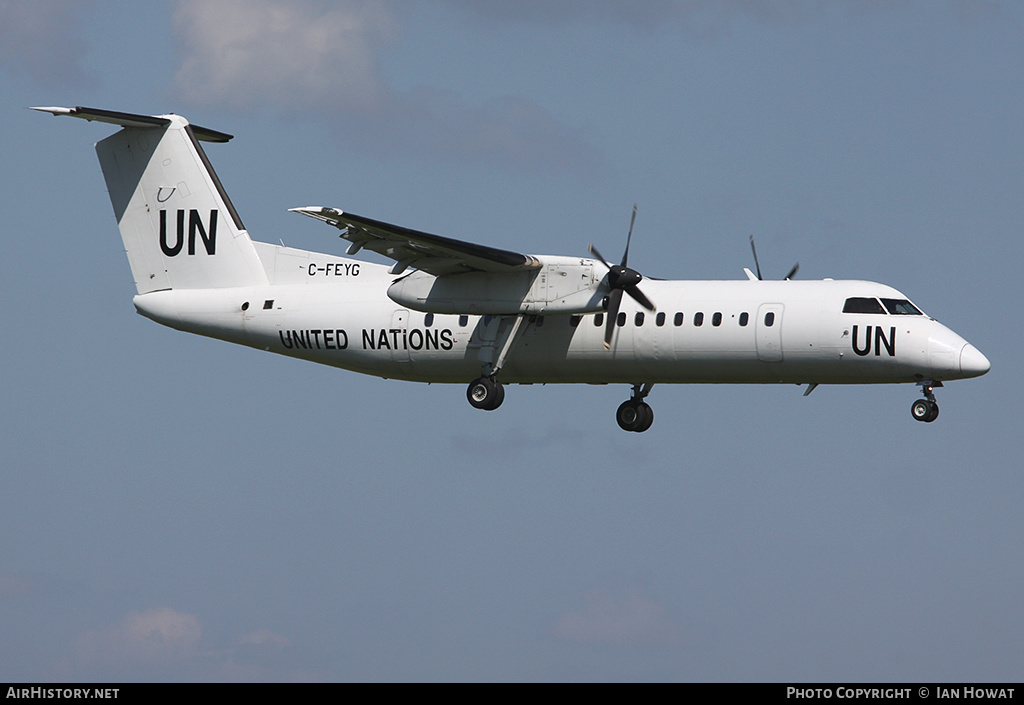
[[911, 381, 940, 423], [911, 398, 939, 422], [616, 383, 654, 432]]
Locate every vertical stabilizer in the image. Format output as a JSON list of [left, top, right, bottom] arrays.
[[36, 107, 268, 294]]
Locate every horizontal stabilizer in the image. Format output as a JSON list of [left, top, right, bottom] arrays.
[[31, 106, 233, 143]]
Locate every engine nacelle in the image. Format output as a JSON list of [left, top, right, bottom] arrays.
[[387, 256, 605, 315]]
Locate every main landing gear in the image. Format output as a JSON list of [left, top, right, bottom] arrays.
[[465, 375, 656, 432], [465, 314, 524, 413], [467, 376, 505, 411], [911, 380, 941, 423], [616, 383, 654, 433]]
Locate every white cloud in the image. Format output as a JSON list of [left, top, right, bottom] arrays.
[[170, 0, 603, 174], [67, 608, 315, 681], [172, 0, 394, 112], [75, 607, 203, 668], [554, 588, 684, 647]]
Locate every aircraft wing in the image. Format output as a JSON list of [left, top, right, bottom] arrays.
[[290, 206, 541, 276]]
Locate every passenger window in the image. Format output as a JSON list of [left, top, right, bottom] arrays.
[[764, 311, 775, 327], [458, 315, 469, 327], [635, 312, 645, 326], [843, 297, 886, 314], [694, 312, 704, 327], [674, 312, 683, 326], [595, 313, 604, 327], [570, 315, 582, 328], [656, 312, 666, 327], [424, 313, 434, 327], [739, 312, 749, 327], [617, 312, 626, 327], [712, 312, 722, 327]]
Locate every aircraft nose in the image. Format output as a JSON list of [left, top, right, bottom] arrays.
[[960, 343, 991, 378]]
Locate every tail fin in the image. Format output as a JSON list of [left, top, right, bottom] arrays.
[[34, 107, 268, 294]]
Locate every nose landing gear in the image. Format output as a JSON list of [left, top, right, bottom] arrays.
[[911, 380, 941, 423]]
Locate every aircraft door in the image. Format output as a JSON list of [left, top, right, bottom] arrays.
[[756, 303, 784, 362], [391, 309, 410, 362]]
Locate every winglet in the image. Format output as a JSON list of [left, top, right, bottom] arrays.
[[289, 206, 338, 220], [31, 106, 75, 117]]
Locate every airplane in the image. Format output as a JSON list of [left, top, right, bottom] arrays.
[[34, 106, 990, 432]]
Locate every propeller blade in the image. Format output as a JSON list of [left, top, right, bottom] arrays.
[[625, 284, 655, 311], [750, 235, 799, 280], [621, 204, 637, 267], [588, 243, 612, 270], [748, 235, 763, 281], [594, 204, 654, 349], [603, 288, 623, 350]]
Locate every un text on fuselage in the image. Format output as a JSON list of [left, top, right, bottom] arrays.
[[852, 324, 896, 357]]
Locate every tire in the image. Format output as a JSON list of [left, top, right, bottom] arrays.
[[616, 400, 641, 431], [489, 381, 505, 410], [635, 402, 654, 432], [617, 399, 653, 432], [467, 377, 504, 411], [911, 399, 937, 423]]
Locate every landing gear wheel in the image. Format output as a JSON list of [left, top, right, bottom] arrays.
[[467, 377, 504, 411], [616, 399, 654, 433], [911, 398, 939, 423], [635, 402, 653, 432], [616, 400, 639, 431]]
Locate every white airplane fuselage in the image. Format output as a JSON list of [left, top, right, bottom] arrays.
[[134, 244, 988, 387], [36, 106, 989, 430]]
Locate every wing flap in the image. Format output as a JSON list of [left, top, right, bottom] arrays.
[[291, 206, 540, 276]]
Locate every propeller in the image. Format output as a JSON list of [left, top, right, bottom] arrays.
[[589, 205, 655, 350], [749, 234, 799, 281]]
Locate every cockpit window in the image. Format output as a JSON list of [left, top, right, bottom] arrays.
[[843, 297, 886, 314], [881, 298, 923, 315]]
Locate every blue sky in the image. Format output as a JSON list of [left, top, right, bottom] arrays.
[[2, 0, 1021, 681]]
